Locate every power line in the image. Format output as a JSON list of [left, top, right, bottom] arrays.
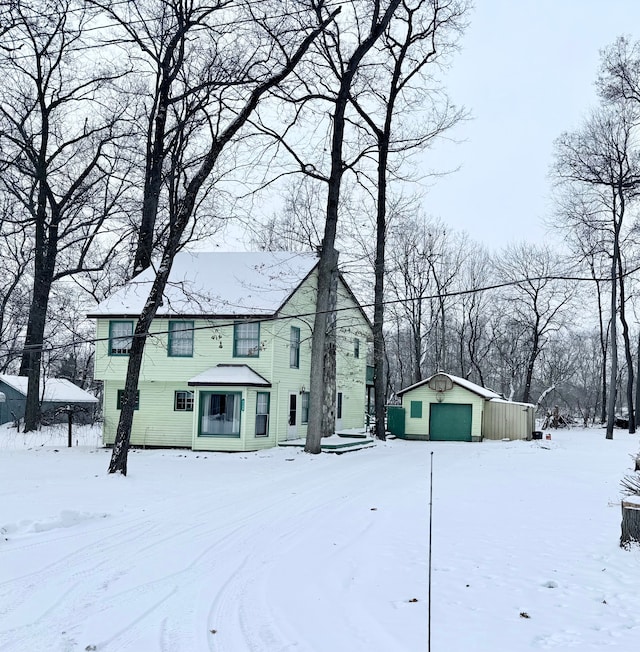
[[0, 267, 631, 358]]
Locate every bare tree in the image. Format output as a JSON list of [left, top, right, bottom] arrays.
[[495, 243, 575, 405], [0, 0, 130, 431], [0, 198, 32, 373], [554, 103, 640, 438], [346, 0, 468, 439], [290, 0, 403, 453], [94, 0, 339, 474]]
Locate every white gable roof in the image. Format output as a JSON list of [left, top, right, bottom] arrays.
[[0, 375, 98, 403], [88, 251, 319, 317], [188, 365, 271, 387], [398, 373, 501, 400]]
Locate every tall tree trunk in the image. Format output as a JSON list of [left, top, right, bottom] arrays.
[[373, 134, 388, 440], [321, 265, 338, 438], [617, 256, 635, 432], [305, 0, 402, 454], [635, 334, 640, 432], [20, 205, 58, 432], [522, 327, 540, 405], [108, 242, 179, 474], [607, 245, 619, 440]]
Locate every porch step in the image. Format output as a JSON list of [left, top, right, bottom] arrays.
[[278, 436, 374, 453]]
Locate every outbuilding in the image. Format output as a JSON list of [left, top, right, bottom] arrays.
[[0, 374, 98, 426], [392, 372, 535, 442]]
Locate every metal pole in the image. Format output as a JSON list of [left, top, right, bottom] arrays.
[[428, 451, 433, 652], [67, 408, 73, 448]]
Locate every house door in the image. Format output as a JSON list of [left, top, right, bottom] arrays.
[[288, 393, 298, 439], [429, 403, 472, 441], [335, 391, 343, 432]]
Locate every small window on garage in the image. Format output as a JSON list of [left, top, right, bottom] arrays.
[[410, 400, 422, 418]]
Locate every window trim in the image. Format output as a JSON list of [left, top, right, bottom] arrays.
[[174, 390, 194, 412], [168, 320, 194, 357], [109, 320, 134, 356], [117, 389, 139, 410], [255, 391, 270, 437], [233, 321, 260, 358], [290, 326, 300, 368]]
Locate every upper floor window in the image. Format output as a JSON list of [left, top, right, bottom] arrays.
[[290, 326, 300, 368], [109, 321, 133, 356], [354, 337, 360, 359], [233, 322, 260, 357], [168, 320, 194, 357]]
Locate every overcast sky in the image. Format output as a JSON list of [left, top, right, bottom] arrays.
[[421, 0, 640, 250]]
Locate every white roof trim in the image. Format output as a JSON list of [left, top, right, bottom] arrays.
[[188, 364, 271, 387], [398, 372, 501, 400]]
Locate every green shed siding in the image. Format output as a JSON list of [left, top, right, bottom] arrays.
[[95, 269, 371, 450], [401, 384, 486, 441]]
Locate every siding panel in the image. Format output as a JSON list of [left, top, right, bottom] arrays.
[[95, 268, 372, 449]]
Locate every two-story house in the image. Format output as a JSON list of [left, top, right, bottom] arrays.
[[90, 251, 372, 452]]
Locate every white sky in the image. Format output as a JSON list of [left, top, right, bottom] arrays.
[[421, 0, 640, 250]]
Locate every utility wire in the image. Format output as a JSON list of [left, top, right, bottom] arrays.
[[1, 267, 632, 358]]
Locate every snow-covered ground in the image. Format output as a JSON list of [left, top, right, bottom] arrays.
[[1, 424, 639, 652]]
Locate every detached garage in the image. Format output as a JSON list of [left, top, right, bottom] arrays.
[[393, 373, 535, 442]]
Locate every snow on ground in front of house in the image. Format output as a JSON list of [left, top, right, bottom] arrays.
[[1, 423, 640, 652]]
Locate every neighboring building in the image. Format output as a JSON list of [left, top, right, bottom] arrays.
[[0, 374, 98, 426], [89, 251, 372, 452], [391, 372, 535, 442]]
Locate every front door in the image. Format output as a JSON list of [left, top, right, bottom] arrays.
[[335, 391, 343, 432], [288, 393, 298, 439]]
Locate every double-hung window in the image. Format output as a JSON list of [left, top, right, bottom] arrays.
[[290, 326, 300, 368], [255, 392, 270, 437], [117, 389, 139, 410], [233, 322, 260, 357], [109, 321, 133, 356], [174, 390, 194, 411], [354, 337, 360, 359], [301, 391, 310, 425], [168, 321, 194, 357]]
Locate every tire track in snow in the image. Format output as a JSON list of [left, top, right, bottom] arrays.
[[202, 449, 421, 652]]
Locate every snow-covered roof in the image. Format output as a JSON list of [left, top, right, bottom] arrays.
[[398, 373, 501, 399], [88, 251, 319, 317], [0, 375, 98, 403], [489, 397, 535, 409], [188, 364, 271, 387]]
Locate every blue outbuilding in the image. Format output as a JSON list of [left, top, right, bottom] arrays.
[[0, 374, 98, 426]]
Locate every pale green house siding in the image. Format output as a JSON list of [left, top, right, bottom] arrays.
[[102, 381, 194, 448], [94, 269, 371, 450], [401, 385, 486, 441]]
